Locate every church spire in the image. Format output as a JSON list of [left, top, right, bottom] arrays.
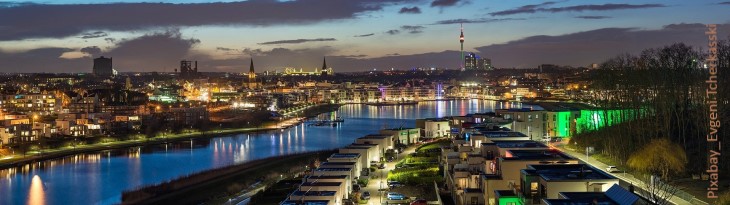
[[248, 58, 256, 89], [322, 56, 327, 70], [249, 58, 255, 74]]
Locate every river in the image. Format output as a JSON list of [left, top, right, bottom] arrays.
[[0, 100, 528, 205]]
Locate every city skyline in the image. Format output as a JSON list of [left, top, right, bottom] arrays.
[[1, 0, 730, 73]]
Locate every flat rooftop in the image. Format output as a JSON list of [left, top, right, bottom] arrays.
[[524, 164, 615, 181], [290, 190, 337, 196], [544, 192, 617, 205], [301, 182, 342, 186], [483, 140, 548, 148], [328, 153, 360, 158], [320, 162, 356, 166], [503, 150, 574, 161], [314, 168, 352, 172], [280, 200, 330, 205], [359, 134, 391, 139], [306, 175, 348, 179], [350, 143, 377, 147], [342, 146, 370, 150]]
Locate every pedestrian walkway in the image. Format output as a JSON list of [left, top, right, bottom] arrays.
[[556, 145, 705, 205], [360, 145, 418, 205]]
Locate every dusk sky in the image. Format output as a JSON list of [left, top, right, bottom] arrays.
[[1, 0, 729, 73]]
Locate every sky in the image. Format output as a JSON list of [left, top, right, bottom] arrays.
[[0, 0, 729, 73]]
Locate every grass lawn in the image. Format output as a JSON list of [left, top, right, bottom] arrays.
[[416, 138, 450, 152]]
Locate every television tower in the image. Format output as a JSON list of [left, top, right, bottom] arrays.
[[459, 23, 465, 70]]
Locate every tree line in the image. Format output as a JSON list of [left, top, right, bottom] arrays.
[[572, 40, 730, 180]]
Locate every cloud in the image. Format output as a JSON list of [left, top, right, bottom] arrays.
[[432, 18, 526, 25], [216, 47, 237, 52], [354, 33, 375, 37], [490, 3, 665, 16], [102, 29, 200, 72], [488, 1, 560, 16], [193, 46, 339, 71], [258, 38, 336, 45], [401, 25, 425, 34], [79, 31, 108, 39], [575, 16, 611, 19], [333, 54, 368, 58], [474, 23, 730, 68], [719, 1, 730, 5], [386, 30, 401, 35], [430, 0, 466, 7], [0, 0, 414, 40], [398, 6, 421, 14], [80, 46, 102, 57], [0, 48, 89, 73]]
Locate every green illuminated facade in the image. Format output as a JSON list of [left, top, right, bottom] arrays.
[[575, 109, 643, 134], [544, 109, 642, 138]]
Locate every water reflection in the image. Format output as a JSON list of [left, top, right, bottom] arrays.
[[27, 175, 44, 205], [0, 100, 523, 205]]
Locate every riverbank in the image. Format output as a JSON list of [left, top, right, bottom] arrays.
[[0, 104, 342, 169], [121, 149, 334, 205]]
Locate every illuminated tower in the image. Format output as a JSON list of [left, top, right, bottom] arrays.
[[248, 58, 256, 89], [459, 23, 465, 70]]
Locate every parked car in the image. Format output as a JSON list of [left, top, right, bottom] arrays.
[[361, 191, 371, 200], [378, 163, 386, 169], [388, 181, 404, 188], [387, 156, 394, 162], [386, 192, 406, 200], [606, 166, 620, 173], [410, 199, 428, 205]]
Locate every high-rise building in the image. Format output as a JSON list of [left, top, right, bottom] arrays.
[[179, 60, 198, 78], [459, 23, 465, 70], [478, 58, 493, 70], [92, 56, 114, 77], [464, 53, 493, 70], [465, 53, 477, 70]]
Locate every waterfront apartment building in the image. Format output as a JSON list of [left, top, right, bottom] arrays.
[[355, 134, 394, 155], [416, 118, 451, 138], [496, 108, 546, 141], [380, 128, 420, 145], [0, 94, 60, 116], [519, 164, 619, 204], [483, 149, 578, 205]]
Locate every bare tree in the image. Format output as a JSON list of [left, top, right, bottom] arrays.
[[635, 175, 680, 205]]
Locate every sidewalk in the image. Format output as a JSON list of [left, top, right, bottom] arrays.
[[556, 145, 705, 205]]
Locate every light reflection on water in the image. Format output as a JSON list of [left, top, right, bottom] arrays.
[[0, 100, 527, 205]]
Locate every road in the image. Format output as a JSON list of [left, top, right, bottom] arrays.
[[361, 144, 418, 205], [555, 144, 707, 205]]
